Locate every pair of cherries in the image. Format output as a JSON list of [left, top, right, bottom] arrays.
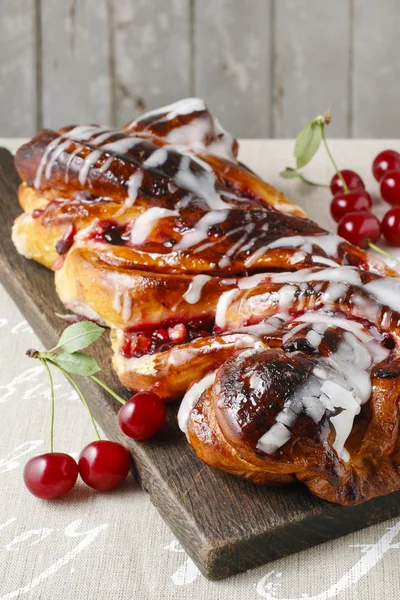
[[24, 391, 166, 499], [330, 150, 400, 248]]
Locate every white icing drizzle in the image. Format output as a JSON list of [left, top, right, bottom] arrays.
[[245, 234, 342, 266], [78, 149, 104, 186], [66, 125, 113, 142], [174, 155, 230, 210], [178, 371, 217, 436], [234, 318, 282, 336], [193, 224, 243, 255], [122, 293, 132, 322], [330, 410, 358, 462], [238, 273, 268, 290], [34, 136, 65, 189], [166, 118, 211, 148], [321, 282, 347, 303], [131, 98, 236, 161], [143, 147, 169, 169], [257, 422, 292, 455], [112, 292, 122, 314], [364, 278, 400, 313], [218, 223, 255, 268], [126, 171, 144, 206], [256, 314, 390, 461], [34, 125, 116, 189], [112, 290, 132, 321], [271, 266, 362, 286], [278, 285, 297, 313], [130, 207, 179, 245], [100, 137, 142, 154], [244, 245, 269, 267], [215, 289, 239, 329], [312, 255, 339, 267], [182, 274, 212, 304], [293, 313, 377, 344], [282, 322, 309, 344], [168, 333, 264, 368], [289, 251, 307, 265], [99, 155, 114, 173], [175, 210, 229, 251], [64, 144, 84, 182], [44, 138, 73, 180], [271, 234, 342, 255], [136, 98, 207, 122]]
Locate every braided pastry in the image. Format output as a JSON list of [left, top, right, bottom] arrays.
[[12, 98, 400, 504]]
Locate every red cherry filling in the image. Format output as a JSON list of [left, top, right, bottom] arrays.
[[89, 220, 130, 245], [55, 224, 76, 255], [168, 323, 188, 342], [120, 319, 213, 358]]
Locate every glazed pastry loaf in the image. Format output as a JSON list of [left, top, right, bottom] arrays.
[[12, 98, 400, 504]]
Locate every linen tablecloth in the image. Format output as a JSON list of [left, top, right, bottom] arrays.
[[1, 139, 400, 600]]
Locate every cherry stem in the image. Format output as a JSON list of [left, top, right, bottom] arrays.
[[40, 358, 55, 453], [321, 125, 349, 193], [90, 375, 127, 405], [295, 172, 330, 189], [367, 241, 400, 266], [48, 360, 101, 441]]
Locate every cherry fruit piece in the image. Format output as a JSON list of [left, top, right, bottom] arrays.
[[337, 211, 381, 248], [330, 189, 372, 223], [330, 170, 365, 196], [380, 170, 400, 206], [382, 208, 400, 246], [168, 323, 187, 343], [79, 440, 131, 491], [372, 150, 400, 182], [118, 392, 166, 440], [24, 453, 78, 499]]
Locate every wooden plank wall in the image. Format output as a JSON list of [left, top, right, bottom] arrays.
[[0, 0, 399, 138]]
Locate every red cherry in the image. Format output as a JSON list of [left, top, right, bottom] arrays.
[[78, 440, 131, 491], [153, 328, 169, 342], [337, 211, 381, 248], [382, 208, 400, 246], [372, 149, 400, 182], [168, 323, 187, 343], [330, 170, 365, 196], [330, 189, 372, 223], [118, 392, 166, 440], [380, 170, 400, 206], [23, 453, 78, 499]]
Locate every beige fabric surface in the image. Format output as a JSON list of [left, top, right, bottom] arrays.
[[1, 139, 400, 600]]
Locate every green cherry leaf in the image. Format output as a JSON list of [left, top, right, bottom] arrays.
[[294, 121, 322, 169], [51, 352, 101, 376], [53, 321, 105, 353], [280, 167, 302, 179]]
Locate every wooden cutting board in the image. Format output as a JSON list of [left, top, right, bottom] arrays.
[[1, 147, 400, 580]]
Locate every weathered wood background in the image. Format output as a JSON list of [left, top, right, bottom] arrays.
[[1, 0, 399, 139]]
